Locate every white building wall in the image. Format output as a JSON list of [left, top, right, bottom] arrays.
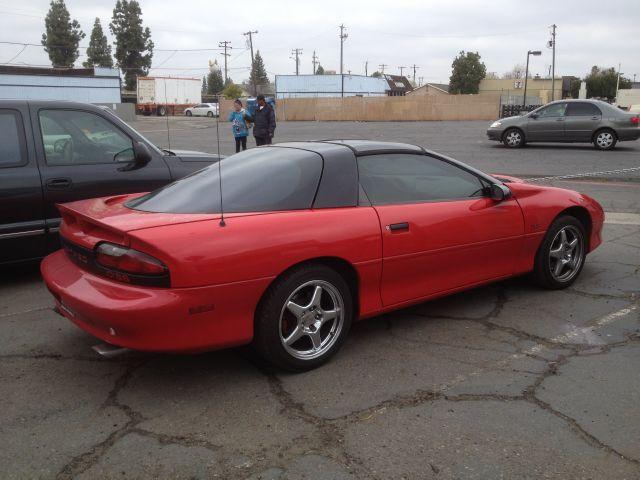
[[275, 74, 387, 98]]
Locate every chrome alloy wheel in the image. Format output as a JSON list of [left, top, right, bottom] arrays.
[[279, 280, 345, 360], [505, 130, 522, 147], [596, 131, 614, 148], [548, 225, 584, 282]]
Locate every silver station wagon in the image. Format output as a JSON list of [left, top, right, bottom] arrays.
[[487, 99, 640, 150]]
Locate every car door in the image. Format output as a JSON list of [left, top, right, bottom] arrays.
[[31, 106, 172, 253], [564, 102, 602, 142], [192, 104, 206, 116], [358, 153, 525, 307], [0, 105, 46, 264], [526, 102, 567, 141]]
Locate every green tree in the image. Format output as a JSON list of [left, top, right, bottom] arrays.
[[449, 51, 486, 94], [83, 18, 113, 68], [569, 78, 581, 98], [249, 50, 269, 93], [371, 70, 382, 78], [207, 68, 224, 94], [110, 0, 153, 90], [222, 82, 243, 100], [201, 75, 208, 95], [41, 0, 84, 67], [315, 64, 325, 75], [585, 66, 631, 100]]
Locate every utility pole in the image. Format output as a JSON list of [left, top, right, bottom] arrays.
[[291, 48, 302, 75], [339, 24, 348, 97], [218, 41, 232, 84], [398, 66, 406, 76], [418, 76, 424, 87], [616, 62, 622, 101], [312, 50, 319, 74], [549, 24, 556, 101], [364, 60, 368, 76], [243, 30, 258, 94], [411, 64, 419, 84], [379, 63, 387, 74]]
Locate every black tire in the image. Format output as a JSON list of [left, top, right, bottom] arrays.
[[207, 111, 213, 117], [533, 215, 587, 289], [253, 264, 353, 372], [157, 106, 167, 117], [593, 128, 617, 150], [502, 128, 525, 148], [185, 110, 192, 117]]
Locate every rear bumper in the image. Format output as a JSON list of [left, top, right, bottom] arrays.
[[616, 128, 640, 142], [41, 250, 272, 353]]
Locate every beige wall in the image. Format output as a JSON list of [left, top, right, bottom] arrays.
[[479, 78, 562, 100], [276, 94, 500, 122]]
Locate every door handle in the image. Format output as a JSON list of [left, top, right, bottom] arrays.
[[591, 116, 599, 120], [46, 177, 72, 189], [556, 118, 564, 121], [387, 222, 409, 232]]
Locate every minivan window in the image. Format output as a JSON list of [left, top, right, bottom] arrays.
[[0, 110, 27, 168], [39, 109, 134, 165], [127, 147, 323, 214], [566, 102, 602, 116], [358, 154, 485, 205]]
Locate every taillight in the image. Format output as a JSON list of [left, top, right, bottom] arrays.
[[631, 116, 639, 125], [95, 242, 168, 285]]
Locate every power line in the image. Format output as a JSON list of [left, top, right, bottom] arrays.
[[0, 41, 224, 52]]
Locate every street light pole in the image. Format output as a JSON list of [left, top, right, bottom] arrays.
[[523, 50, 541, 108]]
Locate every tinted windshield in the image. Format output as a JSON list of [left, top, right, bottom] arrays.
[[127, 147, 323, 214]]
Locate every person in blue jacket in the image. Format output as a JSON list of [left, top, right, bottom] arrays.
[[227, 99, 250, 152]]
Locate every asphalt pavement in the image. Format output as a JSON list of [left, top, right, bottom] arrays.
[[1, 118, 639, 479]]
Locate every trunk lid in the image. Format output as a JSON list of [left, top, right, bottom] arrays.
[[58, 194, 217, 249]]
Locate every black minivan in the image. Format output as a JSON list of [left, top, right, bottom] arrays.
[[0, 100, 221, 264]]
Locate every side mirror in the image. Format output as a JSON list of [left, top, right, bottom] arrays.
[[133, 141, 152, 165], [114, 147, 135, 163], [489, 183, 511, 202], [529, 112, 539, 119]]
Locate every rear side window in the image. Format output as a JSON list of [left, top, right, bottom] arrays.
[[128, 147, 323, 214], [0, 109, 27, 168], [358, 154, 485, 205], [566, 102, 601, 116], [537, 103, 567, 117]]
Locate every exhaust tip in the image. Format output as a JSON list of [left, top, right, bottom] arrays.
[[92, 343, 131, 358]]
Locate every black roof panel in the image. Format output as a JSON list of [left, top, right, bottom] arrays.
[[317, 139, 425, 155]]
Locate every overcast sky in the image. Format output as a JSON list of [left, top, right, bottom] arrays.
[[1, 0, 639, 85]]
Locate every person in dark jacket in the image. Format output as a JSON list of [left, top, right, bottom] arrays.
[[247, 95, 276, 146]]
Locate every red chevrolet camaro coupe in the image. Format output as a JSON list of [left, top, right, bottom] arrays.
[[41, 140, 604, 370]]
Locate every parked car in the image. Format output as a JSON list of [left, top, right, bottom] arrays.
[[41, 140, 604, 371], [487, 99, 640, 150], [0, 100, 222, 265], [184, 103, 219, 117]]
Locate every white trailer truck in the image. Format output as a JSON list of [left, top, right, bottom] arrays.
[[136, 76, 202, 116]]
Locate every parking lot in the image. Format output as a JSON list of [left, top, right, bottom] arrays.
[[2, 118, 639, 479]]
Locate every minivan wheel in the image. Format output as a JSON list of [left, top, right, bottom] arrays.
[[533, 215, 586, 289], [254, 264, 353, 371], [593, 129, 617, 150], [502, 128, 525, 148]]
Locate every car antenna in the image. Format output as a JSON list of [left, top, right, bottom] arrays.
[[163, 78, 171, 151], [216, 97, 225, 227]]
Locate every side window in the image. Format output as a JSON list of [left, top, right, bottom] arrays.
[[566, 102, 601, 116], [39, 109, 134, 165], [0, 109, 27, 168], [538, 103, 567, 118], [358, 154, 485, 205]]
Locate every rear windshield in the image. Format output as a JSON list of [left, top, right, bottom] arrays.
[[127, 147, 323, 214]]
